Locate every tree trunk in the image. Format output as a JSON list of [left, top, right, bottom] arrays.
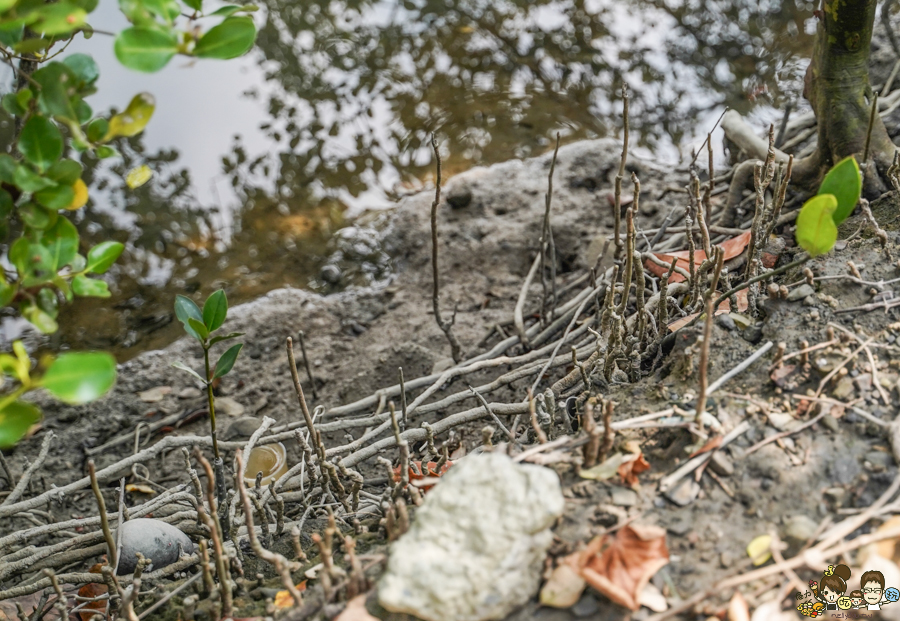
[[802, 0, 896, 192]]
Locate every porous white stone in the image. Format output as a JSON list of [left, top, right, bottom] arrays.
[[378, 452, 564, 621]]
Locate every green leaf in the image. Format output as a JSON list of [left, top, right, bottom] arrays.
[[62, 53, 99, 86], [141, 0, 180, 22], [70, 253, 86, 272], [172, 360, 205, 383], [13, 37, 54, 54], [86, 118, 109, 143], [213, 343, 242, 379], [96, 145, 119, 159], [114, 28, 178, 72], [209, 331, 243, 346], [18, 201, 58, 230], [73, 98, 92, 124], [2, 93, 26, 117], [0, 0, 18, 11], [12, 241, 55, 287], [194, 16, 256, 59], [32, 63, 78, 122], [19, 116, 63, 171], [41, 351, 117, 404], [13, 165, 54, 192], [202, 289, 227, 332], [209, 4, 242, 16], [44, 217, 79, 270], [174, 294, 204, 340], [47, 159, 83, 185], [0, 25, 24, 47], [34, 185, 74, 210], [72, 274, 110, 297], [183, 0, 201, 11], [31, 3, 87, 35], [819, 156, 862, 225], [71, 0, 99, 12], [188, 317, 209, 339], [37, 287, 58, 319], [53, 276, 72, 302], [0, 401, 42, 449], [0, 155, 16, 184], [105, 92, 155, 139], [21, 300, 58, 333], [86, 241, 124, 274], [796, 194, 839, 258], [0, 189, 12, 219]]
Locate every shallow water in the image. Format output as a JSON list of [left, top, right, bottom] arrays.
[[0, 0, 816, 359]]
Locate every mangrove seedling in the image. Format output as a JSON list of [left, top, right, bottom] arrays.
[[173, 290, 243, 502], [796, 156, 862, 258]]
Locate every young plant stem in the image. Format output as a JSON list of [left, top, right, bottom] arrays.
[[613, 84, 630, 262], [695, 297, 714, 424], [202, 346, 226, 506], [87, 461, 117, 570], [429, 134, 465, 363]]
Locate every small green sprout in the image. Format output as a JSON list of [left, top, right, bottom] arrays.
[[795, 156, 862, 257]]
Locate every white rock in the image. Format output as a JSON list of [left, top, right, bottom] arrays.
[[378, 452, 564, 621], [116, 518, 194, 575]]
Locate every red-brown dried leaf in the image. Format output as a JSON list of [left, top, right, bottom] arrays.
[[392, 461, 452, 491], [77, 582, 107, 621], [617, 453, 651, 488], [688, 436, 722, 459], [579, 524, 670, 611], [645, 231, 752, 283]]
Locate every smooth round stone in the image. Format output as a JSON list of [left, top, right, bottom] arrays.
[[116, 518, 194, 575]]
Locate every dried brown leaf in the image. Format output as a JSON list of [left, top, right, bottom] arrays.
[[617, 452, 651, 488]]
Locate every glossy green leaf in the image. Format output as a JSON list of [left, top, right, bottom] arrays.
[[86, 118, 109, 143], [62, 53, 100, 87], [0, 189, 12, 219], [41, 351, 117, 404], [21, 300, 58, 333], [819, 156, 862, 225], [34, 185, 74, 210], [13, 165, 54, 192], [209, 331, 243, 346], [0, 0, 18, 11], [18, 202, 58, 230], [0, 155, 16, 184], [0, 24, 24, 48], [32, 63, 78, 122], [37, 287, 59, 319], [47, 159, 83, 185], [70, 253, 87, 272], [195, 16, 256, 59], [19, 116, 63, 171], [14, 241, 56, 287], [71, 0, 99, 11], [183, 0, 201, 11], [115, 28, 178, 72], [796, 194, 839, 258], [96, 145, 119, 159], [188, 317, 209, 340], [2, 93, 26, 117], [105, 93, 155, 139], [141, 0, 180, 22], [213, 343, 242, 379], [0, 280, 16, 307], [209, 4, 241, 16], [0, 401, 42, 449], [45, 217, 79, 270], [73, 98, 92, 124], [13, 37, 54, 54], [72, 275, 110, 297], [175, 294, 204, 340], [85, 241, 124, 274], [202, 289, 227, 332], [172, 360, 205, 383], [31, 3, 87, 35]]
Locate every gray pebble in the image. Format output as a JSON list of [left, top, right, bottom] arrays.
[[446, 185, 473, 209], [611, 487, 639, 507], [783, 515, 818, 541], [116, 518, 194, 575], [865, 451, 894, 469], [715, 314, 736, 331], [320, 264, 342, 284], [741, 324, 763, 344], [709, 452, 735, 477], [787, 284, 815, 301], [664, 478, 700, 507], [571, 593, 600, 618]]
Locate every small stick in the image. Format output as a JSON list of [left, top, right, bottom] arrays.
[[42, 570, 67, 619], [194, 449, 233, 616], [514, 254, 541, 348], [236, 451, 303, 607], [296, 330, 318, 400], [198, 539, 215, 596], [88, 460, 117, 570], [528, 389, 548, 444], [600, 400, 615, 462], [398, 367, 408, 429], [582, 401, 601, 468], [429, 134, 465, 363], [469, 385, 512, 441], [618, 207, 635, 315], [286, 338, 318, 450], [695, 297, 714, 424], [613, 84, 630, 261], [3, 431, 54, 507]]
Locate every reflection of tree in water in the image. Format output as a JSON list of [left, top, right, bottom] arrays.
[[234, 0, 815, 203]]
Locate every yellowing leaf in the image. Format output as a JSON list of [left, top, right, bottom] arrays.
[[105, 93, 155, 141], [795, 194, 838, 258], [126, 165, 152, 189], [746, 534, 772, 566], [273, 581, 306, 608], [125, 484, 156, 495], [66, 179, 88, 210]]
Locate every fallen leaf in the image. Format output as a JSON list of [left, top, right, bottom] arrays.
[[746, 534, 772, 566], [728, 591, 750, 621], [645, 231, 752, 283], [125, 484, 156, 495], [540, 562, 587, 608], [77, 581, 107, 621], [579, 453, 628, 481], [137, 386, 172, 403], [392, 461, 453, 491], [579, 524, 669, 611], [273, 582, 307, 609], [667, 289, 749, 333], [688, 436, 722, 459], [334, 594, 379, 621], [617, 452, 651, 488]]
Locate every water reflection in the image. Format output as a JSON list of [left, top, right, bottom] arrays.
[[0, 0, 817, 359]]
